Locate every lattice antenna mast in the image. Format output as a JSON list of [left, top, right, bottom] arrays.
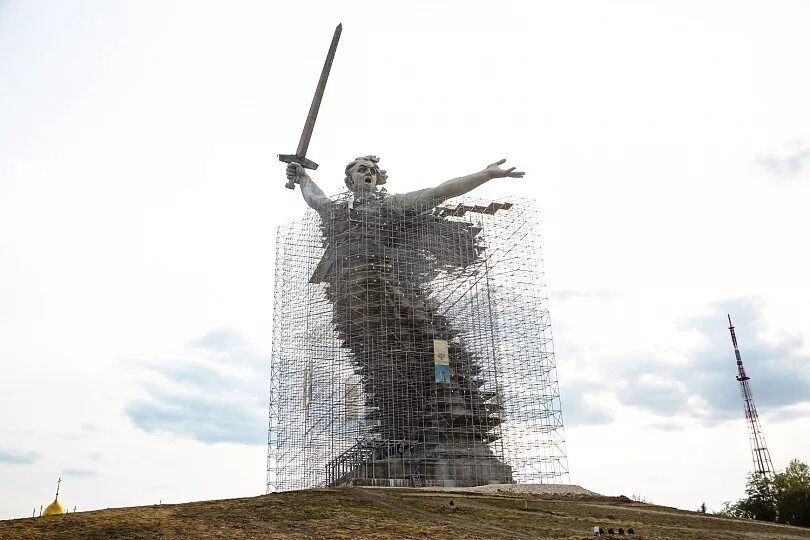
[[728, 314, 774, 479]]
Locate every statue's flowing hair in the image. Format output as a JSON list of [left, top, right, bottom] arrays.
[[344, 155, 389, 188]]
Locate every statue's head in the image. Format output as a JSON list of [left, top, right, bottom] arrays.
[[344, 155, 388, 192]]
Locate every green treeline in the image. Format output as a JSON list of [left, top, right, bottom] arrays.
[[719, 458, 810, 527]]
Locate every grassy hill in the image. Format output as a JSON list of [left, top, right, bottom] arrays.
[[2, 486, 809, 539]]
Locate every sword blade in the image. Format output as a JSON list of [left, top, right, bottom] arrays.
[[296, 23, 342, 157]]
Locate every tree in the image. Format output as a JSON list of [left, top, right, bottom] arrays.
[[720, 473, 776, 522], [771, 459, 810, 527], [719, 459, 810, 527]]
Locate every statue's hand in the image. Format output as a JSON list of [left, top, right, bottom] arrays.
[[286, 162, 310, 185], [485, 159, 525, 179]]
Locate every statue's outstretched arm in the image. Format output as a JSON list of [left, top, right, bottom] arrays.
[[286, 163, 331, 213], [394, 159, 524, 210]]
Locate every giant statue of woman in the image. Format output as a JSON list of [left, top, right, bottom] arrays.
[[284, 157, 524, 486]]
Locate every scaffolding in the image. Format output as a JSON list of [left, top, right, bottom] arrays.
[[267, 192, 568, 492]]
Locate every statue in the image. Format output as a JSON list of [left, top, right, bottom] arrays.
[[269, 25, 568, 491], [283, 157, 524, 486], [286, 156, 523, 213]]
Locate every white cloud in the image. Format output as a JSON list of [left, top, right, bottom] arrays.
[[756, 139, 810, 178], [125, 329, 267, 445], [0, 449, 41, 465]]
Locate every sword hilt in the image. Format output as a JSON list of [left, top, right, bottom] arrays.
[[279, 154, 319, 190]]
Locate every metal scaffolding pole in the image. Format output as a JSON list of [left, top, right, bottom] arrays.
[[267, 194, 568, 492]]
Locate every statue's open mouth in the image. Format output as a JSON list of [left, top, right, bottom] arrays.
[[364, 177, 373, 184]]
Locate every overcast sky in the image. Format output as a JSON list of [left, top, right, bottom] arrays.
[[2, 0, 809, 520]]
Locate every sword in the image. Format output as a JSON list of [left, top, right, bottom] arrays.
[[279, 23, 342, 189]]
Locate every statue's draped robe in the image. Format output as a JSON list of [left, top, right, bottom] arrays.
[[311, 190, 512, 485]]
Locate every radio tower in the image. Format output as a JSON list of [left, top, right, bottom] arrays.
[[728, 314, 774, 478]]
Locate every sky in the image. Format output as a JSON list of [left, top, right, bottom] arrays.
[[1, 0, 810, 520]]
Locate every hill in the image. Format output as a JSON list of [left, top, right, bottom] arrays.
[[2, 485, 809, 539]]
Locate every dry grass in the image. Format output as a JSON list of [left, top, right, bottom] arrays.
[[2, 487, 809, 539]]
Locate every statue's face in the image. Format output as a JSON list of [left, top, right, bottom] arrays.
[[348, 160, 380, 192]]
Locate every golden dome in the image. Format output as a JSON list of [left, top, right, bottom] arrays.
[[43, 497, 65, 515]]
